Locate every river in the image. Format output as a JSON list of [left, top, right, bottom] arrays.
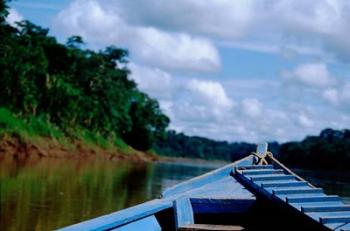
[[0, 157, 349, 231]]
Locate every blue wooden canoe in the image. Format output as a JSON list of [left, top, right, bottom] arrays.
[[58, 144, 350, 231]]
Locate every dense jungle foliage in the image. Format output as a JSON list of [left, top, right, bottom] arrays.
[[279, 128, 350, 171], [0, 1, 169, 150], [154, 130, 279, 162], [155, 129, 350, 170]]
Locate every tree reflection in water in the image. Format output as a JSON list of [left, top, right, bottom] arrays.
[[0, 157, 215, 231]]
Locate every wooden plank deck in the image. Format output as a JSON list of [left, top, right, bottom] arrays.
[[234, 159, 350, 231], [178, 224, 244, 231]]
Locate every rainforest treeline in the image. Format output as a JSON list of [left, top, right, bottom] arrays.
[[0, 1, 169, 150], [278, 128, 350, 171], [155, 129, 350, 170]]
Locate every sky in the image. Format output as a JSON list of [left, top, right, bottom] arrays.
[[7, 0, 350, 143]]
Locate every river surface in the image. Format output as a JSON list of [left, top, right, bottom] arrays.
[[0, 157, 349, 231]]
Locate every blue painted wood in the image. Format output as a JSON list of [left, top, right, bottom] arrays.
[[264, 186, 311, 193], [174, 197, 194, 228], [57, 199, 172, 231], [191, 198, 255, 214], [178, 176, 254, 200], [325, 222, 350, 230], [242, 169, 283, 176], [312, 211, 350, 218], [320, 215, 350, 224], [250, 174, 295, 181], [112, 215, 161, 231], [272, 188, 323, 195], [286, 195, 341, 203], [162, 155, 255, 198], [235, 161, 350, 230], [256, 143, 268, 155], [238, 164, 274, 170], [301, 205, 350, 213], [260, 180, 308, 188], [278, 193, 327, 202], [291, 201, 344, 211], [335, 223, 350, 230]]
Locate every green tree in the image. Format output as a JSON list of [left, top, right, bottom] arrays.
[[0, 1, 170, 151]]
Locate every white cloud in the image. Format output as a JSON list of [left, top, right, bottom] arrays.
[[54, 0, 220, 72], [7, 8, 23, 26], [112, 0, 350, 62], [128, 63, 173, 99], [268, 0, 350, 61], [115, 0, 254, 40], [281, 63, 336, 88], [323, 83, 350, 109], [49, 0, 350, 143], [187, 80, 233, 109], [297, 113, 314, 128], [323, 88, 339, 105], [133, 28, 220, 71], [153, 79, 236, 139], [241, 98, 262, 118], [54, 0, 350, 71]]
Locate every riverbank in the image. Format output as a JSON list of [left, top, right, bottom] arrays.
[[0, 107, 161, 162], [0, 134, 158, 163]]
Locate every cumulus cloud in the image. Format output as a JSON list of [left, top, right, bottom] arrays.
[[268, 0, 350, 61], [241, 98, 263, 118], [7, 8, 23, 26], [115, 0, 254, 40], [297, 113, 314, 128], [323, 88, 339, 105], [323, 83, 350, 108], [54, 0, 220, 72], [170, 79, 234, 126], [187, 80, 233, 109], [133, 28, 220, 71], [281, 63, 336, 88], [54, 0, 350, 70], [113, 0, 350, 62], [128, 63, 173, 99], [49, 0, 350, 142]]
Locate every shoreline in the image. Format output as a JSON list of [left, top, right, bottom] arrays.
[[0, 134, 159, 163], [0, 134, 230, 166]]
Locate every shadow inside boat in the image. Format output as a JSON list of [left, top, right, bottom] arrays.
[[154, 197, 329, 231]]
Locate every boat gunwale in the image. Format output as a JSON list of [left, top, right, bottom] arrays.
[[57, 155, 255, 230], [161, 155, 255, 198]]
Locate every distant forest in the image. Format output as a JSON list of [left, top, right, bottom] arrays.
[[154, 130, 280, 161], [155, 129, 350, 170], [278, 128, 350, 171]]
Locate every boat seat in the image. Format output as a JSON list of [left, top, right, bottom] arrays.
[[174, 197, 248, 231], [178, 224, 244, 231], [174, 197, 195, 229]]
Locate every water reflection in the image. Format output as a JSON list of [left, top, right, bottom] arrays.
[[0, 157, 349, 231], [0, 157, 215, 231]]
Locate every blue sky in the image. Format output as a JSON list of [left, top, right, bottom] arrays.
[[7, 0, 350, 142]]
